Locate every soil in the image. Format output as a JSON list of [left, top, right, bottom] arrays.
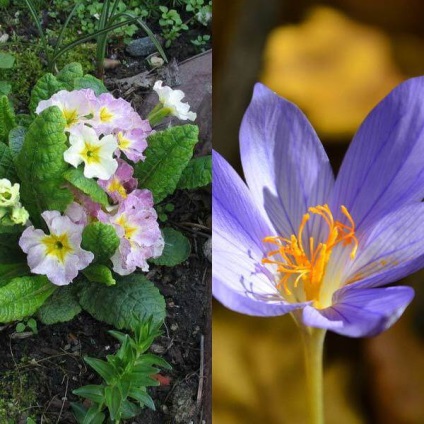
[[0, 6, 212, 424]]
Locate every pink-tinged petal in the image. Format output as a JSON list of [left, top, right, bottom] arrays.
[[19, 227, 45, 252], [332, 77, 424, 230], [65, 202, 89, 226], [240, 83, 334, 240], [303, 286, 414, 337]]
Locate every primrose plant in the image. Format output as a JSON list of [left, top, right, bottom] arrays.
[[0, 62, 211, 420], [213, 79, 424, 424]]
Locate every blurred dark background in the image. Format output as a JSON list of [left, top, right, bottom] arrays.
[[213, 0, 424, 422]]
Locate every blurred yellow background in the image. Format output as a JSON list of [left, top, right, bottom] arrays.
[[213, 0, 424, 422]]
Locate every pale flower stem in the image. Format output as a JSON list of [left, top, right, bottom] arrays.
[[300, 326, 326, 424]]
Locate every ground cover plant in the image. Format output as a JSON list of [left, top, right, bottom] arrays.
[[0, 57, 210, 422]]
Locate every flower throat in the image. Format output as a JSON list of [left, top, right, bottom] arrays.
[[262, 204, 358, 304]]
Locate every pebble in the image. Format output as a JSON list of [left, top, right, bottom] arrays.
[[126, 36, 159, 57], [203, 237, 212, 262]]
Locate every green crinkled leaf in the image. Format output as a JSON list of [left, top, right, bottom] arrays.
[[82, 222, 119, 263], [73, 74, 108, 95], [78, 275, 166, 330], [63, 167, 109, 207], [29, 73, 65, 113], [8, 126, 26, 160], [177, 155, 212, 190], [150, 228, 191, 266], [0, 95, 16, 144], [82, 264, 116, 286], [134, 125, 199, 203], [0, 275, 56, 323], [0, 141, 17, 181], [56, 62, 84, 90], [37, 285, 82, 324], [16, 106, 73, 224]]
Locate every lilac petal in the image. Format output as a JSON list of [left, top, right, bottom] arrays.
[[340, 203, 424, 291], [240, 83, 334, 239], [331, 77, 424, 230], [213, 150, 296, 314], [213, 277, 307, 317], [303, 286, 414, 337]]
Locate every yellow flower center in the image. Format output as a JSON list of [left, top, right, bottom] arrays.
[[108, 177, 127, 199], [117, 132, 131, 150], [99, 106, 114, 123], [116, 214, 137, 240], [42, 233, 74, 263], [262, 204, 358, 306], [81, 142, 101, 164], [62, 109, 78, 127]]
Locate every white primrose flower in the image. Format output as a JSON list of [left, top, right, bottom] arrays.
[[64, 125, 118, 180], [10, 204, 29, 225], [153, 80, 197, 121], [0, 178, 20, 207], [19, 211, 94, 286], [36, 89, 95, 131]]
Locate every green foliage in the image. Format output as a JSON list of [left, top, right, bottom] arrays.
[[37, 285, 82, 324], [159, 6, 188, 48], [151, 227, 191, 266], [191, 34, 211, 51], [73, 319, 170, 423], [0, 234, 26, 263], [0, 262, 28, 288], [78, 275, 166, 330], [15, 317, 38, 334], [177, 155, 212, 189], [134, 124, 199, 202], [2, 47, 44, 109], [0, 275, 56, 323], [29, 73, 65, 113], [56, 62, 84, 89], [0, 95, 17, 144], [73, 74, 108, 95], [82, 264, 116, 286], [8, 126, 26, 160], [64, 167, 109, 207], [16, 106, 73, 224], [185, 0, 212, 26], [0, 52, 15, 96], [82, 222, 120, 263], [0, 142, 18, 182]]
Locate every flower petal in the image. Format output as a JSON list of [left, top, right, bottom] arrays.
[[213, 278, 306, 317], [303, 286, 414, 337], [213, 150, 307, 315], [343, 203, 424, 290], [240, 83, 334, 238], [332, 77, 424, 230]]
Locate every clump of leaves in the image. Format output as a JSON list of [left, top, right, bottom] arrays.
[[72, 318, 171, 423]]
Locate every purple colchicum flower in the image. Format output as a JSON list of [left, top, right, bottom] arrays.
[[213, 80, 424, 337]]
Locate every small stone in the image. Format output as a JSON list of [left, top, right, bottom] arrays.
[[171, 323, 179, 331], [203, 237, 211, 262], [126, 36, 159, 57]]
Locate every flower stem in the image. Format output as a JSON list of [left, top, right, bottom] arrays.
[[300, 327, 326, 424]]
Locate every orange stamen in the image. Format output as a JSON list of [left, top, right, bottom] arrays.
[[262, 204, 358, 303]]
